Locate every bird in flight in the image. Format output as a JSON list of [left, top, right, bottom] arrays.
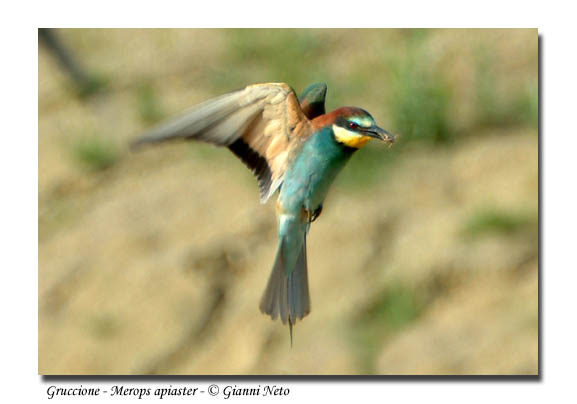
[[132, 82, 395, 343]]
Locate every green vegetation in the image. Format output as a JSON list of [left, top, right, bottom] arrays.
[[516, 82, 539, 128], [386, 32, 454, 146], [74, 74, 108, 99], [335, 143, 396, 189], [461, 208, 535, 238], [388, 64, 453, 145], [352, 282, 425, 373], [475, 48, 538, 129], [136, 82, 165, 124], [71, 136, 120, 172], [221, 29, 329, 91], [365, 283, 422, 329]]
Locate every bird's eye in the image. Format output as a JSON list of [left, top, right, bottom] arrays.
[[348, 122, 359, 130]]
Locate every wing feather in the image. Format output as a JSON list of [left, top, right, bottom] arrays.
[[132, 83, 313, 202]]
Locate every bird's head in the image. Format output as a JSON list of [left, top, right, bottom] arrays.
[[328, 107, 395, 149]]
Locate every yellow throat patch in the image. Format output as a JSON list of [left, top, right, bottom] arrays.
[[332, 124, 372, 148]]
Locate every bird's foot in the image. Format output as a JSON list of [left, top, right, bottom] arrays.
[[310, 205, 323, 222]]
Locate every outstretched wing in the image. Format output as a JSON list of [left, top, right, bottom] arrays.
[[131, 83, 314, 203]]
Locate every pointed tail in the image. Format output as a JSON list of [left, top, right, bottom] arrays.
[[259, 233, 311, 338]]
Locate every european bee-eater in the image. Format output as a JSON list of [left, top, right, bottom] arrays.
[[132, 82, 395, 342]]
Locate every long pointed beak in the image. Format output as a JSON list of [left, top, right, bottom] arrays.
[[363, 126, 396, 146]]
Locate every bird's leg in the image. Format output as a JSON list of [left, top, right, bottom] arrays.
[[302, 204, 323, 226], [310, 204, 323, 222]]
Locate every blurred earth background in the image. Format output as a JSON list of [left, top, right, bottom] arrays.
[[38, 28, 538, 375]]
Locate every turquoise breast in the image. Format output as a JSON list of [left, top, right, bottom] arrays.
[[279, 127, 356, 213]]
